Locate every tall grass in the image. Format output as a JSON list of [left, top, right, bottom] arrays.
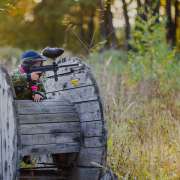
[[89, 50, 180, 179], [88, 28, 180, 179]]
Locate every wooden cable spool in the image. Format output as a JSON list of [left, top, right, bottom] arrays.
[[0, 57, 108, 180]]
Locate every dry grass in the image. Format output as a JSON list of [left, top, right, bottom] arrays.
[[92, 60, 180, 180]]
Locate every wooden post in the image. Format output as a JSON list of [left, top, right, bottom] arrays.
[[0, 66, 18, 180]]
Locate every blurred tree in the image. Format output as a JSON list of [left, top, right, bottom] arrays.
[[0, 0, 179, 53], [104, 0, 117, 48], [122, 0, 131, 49], [175, 0, 180, 50], [62, 0, 98, 53], [166, 0, 176, 45], [98, 0, 107, 44], [136, 0, 160, 21], [98, 0, 117, 49]]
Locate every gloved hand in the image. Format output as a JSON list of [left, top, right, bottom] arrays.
[[32, 94, 44, 102]]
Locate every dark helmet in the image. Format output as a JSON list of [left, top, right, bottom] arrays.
[[21, 50, 47, 64]]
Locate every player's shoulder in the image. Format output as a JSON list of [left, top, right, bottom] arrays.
[[11, 69, 20, 78], [11, 69, 27, 83]]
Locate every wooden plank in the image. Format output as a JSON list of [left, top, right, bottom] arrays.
[[19, 113, 79, 124], [46, 86, 98, 103], [44, 71, 93, 92], [19, 176, 63, 180], [75, 101, 102, 122], [16, 102, 75, 115], [64, 86, 98, 103], [84, 136, 106, 148], [70, 167, 101, 180], [0, 67, 18, 180], [0, 82, 2, 179], [75, 101, 100, 114], [16, 99, 73, 106], [79, 111, 102, 122], [81, 121, 103, 137], [19, 122, 80, 135], [21, 143, 80, 156], [77, 147, 105, 167], [21, 132, 80, 146]]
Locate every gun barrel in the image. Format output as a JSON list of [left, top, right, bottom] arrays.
[[29, 63, 80, 81], [29, 65, 55, 73]]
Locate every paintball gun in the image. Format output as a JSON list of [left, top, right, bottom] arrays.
[[28, 47, 79, 81]]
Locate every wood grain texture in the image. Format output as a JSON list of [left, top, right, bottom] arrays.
[[70, 167, 101, 180], [44, 71, 93, 93], [84, 136, 106, 148], [75, 101, 102, 122], [19, 122, 80, 135], [77, 147, 105, 167], [0, 66, 18, 180], [16, 100, 75, 115], [19, 113, 79, 124], [21, 143, 80, 156], [81, 121, 103, 137], [16, 98, 81, 158], [21, 132, 80, 146]]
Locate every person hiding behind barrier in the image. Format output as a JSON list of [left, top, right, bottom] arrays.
[[11, 50, 47, 102], [11, 50, 47, 168]]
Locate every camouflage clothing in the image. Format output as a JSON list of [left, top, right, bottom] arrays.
[[11, 68, 46, 100]]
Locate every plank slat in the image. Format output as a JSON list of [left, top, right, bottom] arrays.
[[44, 71, 93, 92], [47, 86, 98, 103], [75, 101, 100, 114], [0, 67, 18, 180], [70, 167, 101, 180], [84, 136, 106, 148], [21, 143, 80, 156], [19, 122, 80, 135], [79, 111, 102, 122], [16, 102, 75, 115], [15, 99, 72, 106], [77, 147, 105, 167], [19, 113, 79, 124], [21, 132, 80, 146], [81, 121, 103, 137]]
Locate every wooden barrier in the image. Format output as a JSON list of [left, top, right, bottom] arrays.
[[0, 67, 18, 180], [44, 57, 107, 180], [16, 99, 80, 156], [0, 57, 108, 180]]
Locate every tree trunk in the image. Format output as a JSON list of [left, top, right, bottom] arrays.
[[174, 0, 179, 46], [79, 16, 85, 42], [122, 0, 131, 49], [166, 0, 176, 46], [137, 0, 142, 7], [153, 0, 160, 23], [104, 0, 117, 48], [87, 11, 95, 49], [98, 0, 107, 42], [136, 0, 146, 20], [98, 0, 117, 49]]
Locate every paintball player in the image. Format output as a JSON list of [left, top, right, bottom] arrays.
[[11, 50, 47, 168], [11, 50, 47, 102]]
